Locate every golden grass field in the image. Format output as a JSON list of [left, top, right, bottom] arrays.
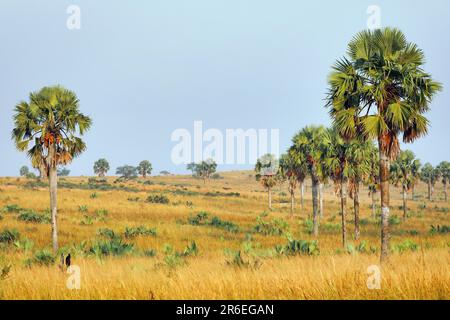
[[0, 171, 448, 300]]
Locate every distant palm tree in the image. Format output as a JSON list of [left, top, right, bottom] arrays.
[[436, 161, 450, 202], [390, 150, 420, 219], [279, 152, 300, 217], [255, 154, 279, 210], [291, 126, 328, 236], [348, 139, 375, 240], [94, 158, 110, 177], [12, 86, 91, 252], [287, 147, 308, 212], [137, 160, 152, 178], [327, 28, 442, 262], [421, 163, 438, 201]]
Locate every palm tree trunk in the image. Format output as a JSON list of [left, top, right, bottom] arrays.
[[312, 177, 319, 236], [428, 181, 432, 201], [319, 182, 324, 219], [300, 181, 304, 211], [290, 189, 294, 218], [340, 178, 347, 248], [354, 180, 360, 241], [403, 185, 408, 219], [372, 191, 376, 219], [379, 148, 390, 263], [47, 144, 58, 253], [411, 183, 415, 201], [268, 186, 272, 210], [445, 181, 448, 202]]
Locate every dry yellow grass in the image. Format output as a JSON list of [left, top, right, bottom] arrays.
[[0, 171, 449, 300]]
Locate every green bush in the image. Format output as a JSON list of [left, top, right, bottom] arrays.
[[27, 249, 55, 267], [89, 237, 134, 257], [254, 215, 289, 236], [188, 211, 209, 225], [276, 239, 320, 256], [429, 225, 449, 235], [0, 229, 20, 244], [17, 210, 51, 224], [391, 240, 419, 253], [124, 226, 157, 239], [146, 194, 170, 204], [97, 228, 116, 239], [2, 204, 23, 213], [389, 215, 401, 225], [209, 216, 239, 233]]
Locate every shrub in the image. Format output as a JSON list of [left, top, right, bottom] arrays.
[[389, 215, 401, 225], [391, 240, 419, 253], [209, 216, 239, 233], [90, 192, 98, 199], [276, 239, 320, 256], [146, 194, 170, 204], [97, 228, 116, 239], [1, 204, 23, 213], [429, 225, 449, 235], [27, 249, 55, 267], [124, 226, 157, 239], [254, 215, 289, 236], [225, 249, 261, 269], [188, 211, 209, 225], [346, 241, 369, 254], [17, 210, 50, 224], [78, 205, 88, 213], [303, 219, 314, 234], [0, 229, 20, 244], [89, 237, 134, 257], [0, 265, 11, 280]]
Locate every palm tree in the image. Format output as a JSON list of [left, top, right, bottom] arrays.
[[287, 146, 308, 212], [348, 140, 375, 240], [279, 152, 300, 217], [390, 150, 420, 219], [367, 149, 380, 219], [137, 160, 152, 178], [291, 126, 328, 236], [326, 28, 442, 262], [94, 158, 110, 177], [255, 154, 279, 210], [421, 163, 438, 201], [436, 161, 449, 202], [12, 86, 91, 252]]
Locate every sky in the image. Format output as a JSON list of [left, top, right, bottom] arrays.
[[0, 0, 449, 176]]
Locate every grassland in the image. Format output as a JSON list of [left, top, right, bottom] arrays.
[[0, 171, 448, 299]]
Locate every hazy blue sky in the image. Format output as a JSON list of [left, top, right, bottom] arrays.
[[1, 0, 449, 176]]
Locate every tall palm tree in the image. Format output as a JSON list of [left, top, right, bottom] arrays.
[[326, 28, 442, 262], [137, 160, 152, 178], [367, 148, 380, 219], [94, 158, 110, 177], [279, 152, 303, 217], [255, 154, 279, 210], [286, 146, 308, 213], [12, 86, 92, 252], [291, 126, 329, 237], [436, 161, 449, 202], [390, 150, 420, 219], [348, 140, 375, 240], [421, 163, 438, 201]]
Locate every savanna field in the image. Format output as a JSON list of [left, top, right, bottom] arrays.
[[0, 172, 448, 300]]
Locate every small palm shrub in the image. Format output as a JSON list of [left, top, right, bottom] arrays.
[[209, 216, 239, 233], [146, 194, 170, 204], [275, 239, 320, 256], [78, 205, 88, 213], [124, 226, 157, 238], [391, 240, 419, 253], [26, 249, 55, 267], [17, 210, 50, 224], [2, 204, 23, 213], [97, 228, 116, 239], [0, 229, 20, 244], [254, 215, 288, 236], [187, 211, 209, 225], [225, 249, 261, 269], [429, 225, 449, 235], [90, 192, 98, 199], [89, 237, 134, 257]]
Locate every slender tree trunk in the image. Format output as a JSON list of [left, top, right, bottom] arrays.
[[268, 186, 272, 210], [372, 191, 376, 220], [48, 145, 58, 253], [403, 185, 408, 219], [290, 189, 295, 218], [428, 181, 432, 201], [312, 177, 319, 236], [411, 184, 415, 201], [354, 180, 360, 241], [340, 178, 347, 248], [319, 182, 324, 219], [431, 184, 435, 200], [445, 181, 448, 202], [300, 181, 304, 211], [379, 148, 390, 263]]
